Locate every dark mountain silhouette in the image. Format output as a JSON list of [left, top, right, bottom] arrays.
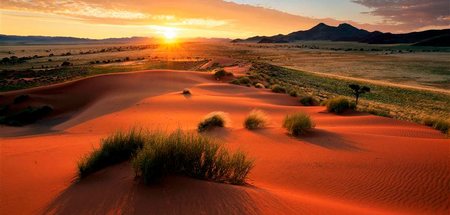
[[232, 23, 450, 46], [0, 35, 153, 45]]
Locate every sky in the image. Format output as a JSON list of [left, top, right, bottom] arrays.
[[0, 0, 449, 39]]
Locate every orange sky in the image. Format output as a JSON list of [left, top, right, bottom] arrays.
[[0, 0, 449, 39]]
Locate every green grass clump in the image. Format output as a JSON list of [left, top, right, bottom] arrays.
[[197, 111, 230, 132], [326, 97, 352, 114], [244, 109, 268, 130], [132, 130, 253, 184], [231, 77, 251, 86], [299, 96, 318, 106], [271, 84, 286, 93], [78, 128, 146, 178], [423, 117, 450, 134], [283, 112, 315, 136]]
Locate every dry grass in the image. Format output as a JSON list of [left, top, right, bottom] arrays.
[[197, 111, 230, 132], [244, 109, 269, 130], [283, 112, 315, 136]]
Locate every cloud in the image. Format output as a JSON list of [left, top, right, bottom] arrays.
[[353, 0, 450, 30], [1, 0, 448, 38]]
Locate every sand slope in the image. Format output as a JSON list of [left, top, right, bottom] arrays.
[[1, 70, 449, 215]]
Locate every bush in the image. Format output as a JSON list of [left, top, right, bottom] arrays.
[[254, 83, 265, 88], [182, 88, 191, 95], [271, 84, 286, 93], [230, 77, 251, 86], [0, 105, 53, 126], [132, 129, 253, 184], [78, 128, 146, 178], [214, 69, 233, 79], [326, 97, 351, 114], [244, 109, 268, 130], [288, 90, 298, 97], [13, 94, 30, 104], [299, 96, 318, 106], [423, 117, 450, 134], [197, 111, 230, 132], [283, 112, 315, 136]]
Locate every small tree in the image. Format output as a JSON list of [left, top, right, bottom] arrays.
[[349, 84, 370, 107]]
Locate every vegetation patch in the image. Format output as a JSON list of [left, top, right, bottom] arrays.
[[244, 109, 268, 130], [13, 94, 30, 104], [133, 129, 253, 185], [283, 112, 315, 136], [326, 97, 352, 114], [78, 128, 253, 185], [197, 111, 230, 132], [0, 105, 53, 126], [423, 117, 450, 135], [271, 84, 286, 93], [182, 88, 191, 95], [214, 69, 233, 80], [78, 128, 146, 178], [299, 96, 318, 106]]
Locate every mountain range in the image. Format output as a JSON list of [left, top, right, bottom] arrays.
[[232, 23, 450, 46]]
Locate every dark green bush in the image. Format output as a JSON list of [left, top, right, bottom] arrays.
[[299, 96, 318, 106], [0, 105, 53, 126], [13, 94, 30, 104], [283, 112, 315, 136], [288, 90, 298, 97], [197, 112, 229, 132], [271, 84, 286, 93], [326, 97, 351, 114], [214, 69, 233, 79]]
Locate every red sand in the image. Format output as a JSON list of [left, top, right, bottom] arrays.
[[1, 70, 449, 215]]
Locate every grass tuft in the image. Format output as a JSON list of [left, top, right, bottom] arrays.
[[326, 97, 352, 114], [283, 112, 315, 136], [132, 129, 253, 184], [423, 117, 450, 135], [271, 84, 286, 93], [299, 96, 318, 106], [78, 128, 146, 178], [182, 88, 191, 95], [197, 111, 230, 132], [254, 83, 265, 88], [244, 109, 268, 130]]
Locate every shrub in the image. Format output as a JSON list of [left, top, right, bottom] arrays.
[[423, 117, 450, 134], [13, 94, 30, 104], [0, 105, 53, 126], [288, 90, 298, 97], [132, 130, 253, 184], [283, 112, 315, 136], [182, 88, 191, 95], [299, 96, 318, 106], [244, 109, 268, 130], [78, 128, 146, 178], [214, 69, 233, 80], [271, 84, 286, 93], [326, 97, 351, 114], [231, 77, 251, 86], [197, 111, 230, 132], [61, 61, 71, 66], [254, 83, 265, 88]]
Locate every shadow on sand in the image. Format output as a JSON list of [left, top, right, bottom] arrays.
[[41, 163, 290, 215]]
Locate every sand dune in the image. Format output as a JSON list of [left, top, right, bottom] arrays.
[[0, 70, 449, 215]]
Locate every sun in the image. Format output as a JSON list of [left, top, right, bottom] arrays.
[[161, 27, 178, 43]]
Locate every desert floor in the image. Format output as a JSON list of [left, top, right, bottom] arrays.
[[1, 70, 449, 215]]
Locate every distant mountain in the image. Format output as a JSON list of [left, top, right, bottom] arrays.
[[0, 35, 153, 45], [232, 23, 450, 46]]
